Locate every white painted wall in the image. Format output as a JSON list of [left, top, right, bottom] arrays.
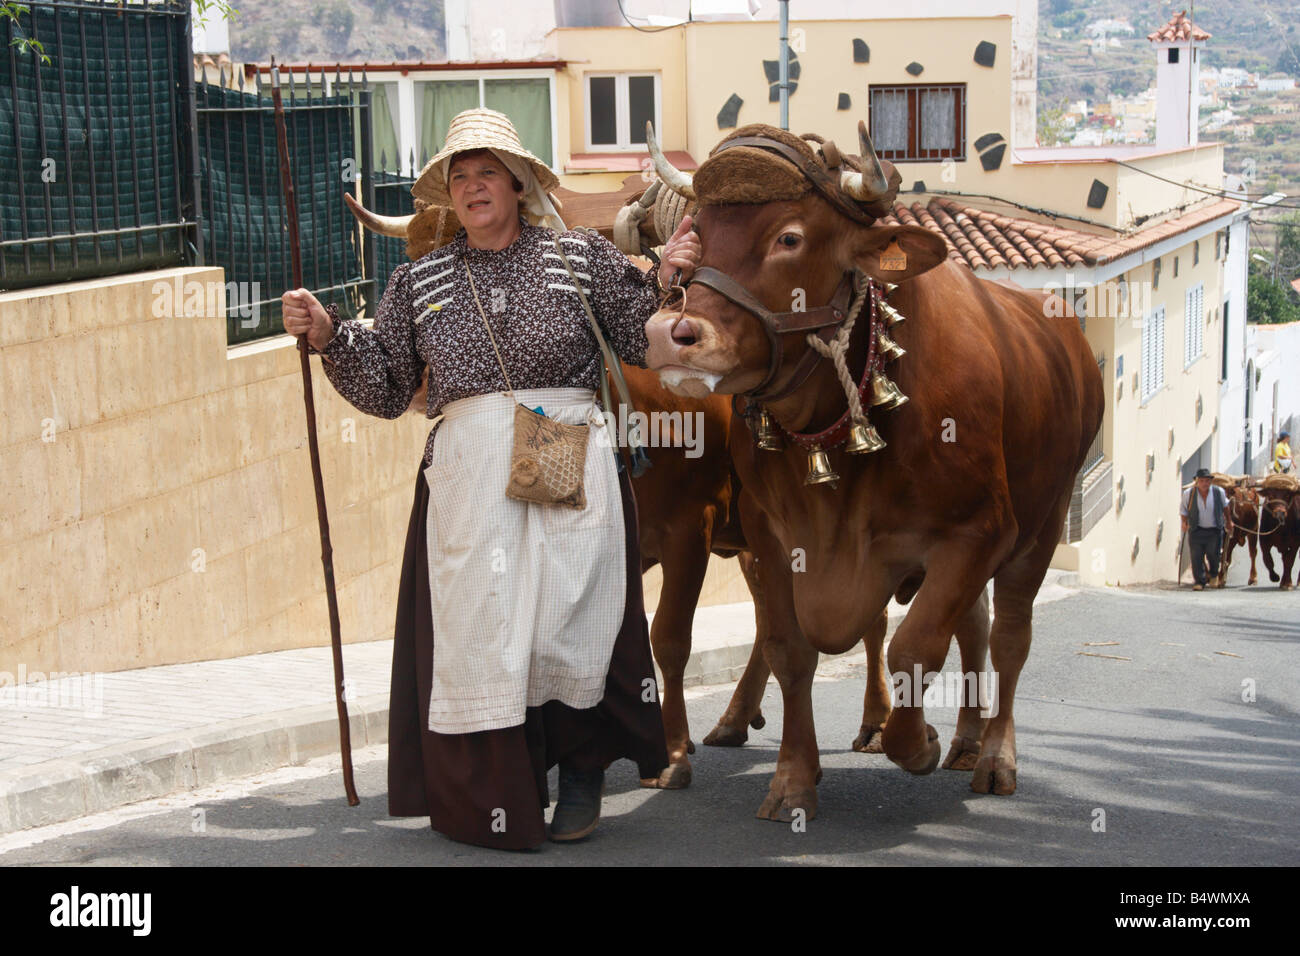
[[1217, 216, 1250, 472], [191, 1, 230, 55], [1253, 320, 1300, 459], [1153, 38, 1204, 149]]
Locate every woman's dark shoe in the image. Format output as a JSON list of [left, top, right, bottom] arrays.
[[549, 766, 604, 842]]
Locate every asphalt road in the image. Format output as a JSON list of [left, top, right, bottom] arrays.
[[1, 575, 1296, 867]]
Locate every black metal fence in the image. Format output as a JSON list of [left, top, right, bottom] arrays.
[[1, 4, 407, 346], [0, 0, 196, 288], [371, 168, 415, 305], [196, 67, 377, 345]]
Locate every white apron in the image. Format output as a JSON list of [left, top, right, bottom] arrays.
[[422, 387, 627, 734]]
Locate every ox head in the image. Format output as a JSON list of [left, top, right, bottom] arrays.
[[643, 122, 949, 398], [1259, 490, 1290, 528]]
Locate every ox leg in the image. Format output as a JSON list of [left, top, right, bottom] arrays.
[[704, 550, 772, 748], [882, 552, 997, 777], [747, 522, 821, 823], [644, 528, 713, 790], [1280, 541, 1297, 591], [851, 610, 892, 753], [970, 505, 1065, 796], [942, 589, 992, 771], [1263, 539, 1279, 583], [1247, 534, 1259, 586], [1216, 533, 1236, 588]]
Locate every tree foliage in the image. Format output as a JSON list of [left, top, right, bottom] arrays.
[[1247, 274, 1300, 325]]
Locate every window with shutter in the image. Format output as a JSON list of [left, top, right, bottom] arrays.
[[1185, 283, 1204, 366], [868, 83, 966, 161], [1143, 306, 1165, 402]]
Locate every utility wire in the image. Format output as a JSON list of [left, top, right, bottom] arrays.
[[615, 0, 683, 33], [1112, 159, 1300, 211]]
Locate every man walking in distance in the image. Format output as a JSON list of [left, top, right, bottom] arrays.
[[1180, 468, 1233, 590]]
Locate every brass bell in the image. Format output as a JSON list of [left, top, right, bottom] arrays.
[[845, 420, 886, 454], [878, 301, 906, 327], [805, 444, 840, 485], [883, 282, 899, 294], [870, 371, 909, 409], [754, 408, 784, 451], [876, 328, 906, 363]]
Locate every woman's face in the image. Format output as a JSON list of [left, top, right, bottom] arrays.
[[448, 151, 520, 235]]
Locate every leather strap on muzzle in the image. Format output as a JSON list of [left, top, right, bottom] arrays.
[[677, 267, 855, 402]]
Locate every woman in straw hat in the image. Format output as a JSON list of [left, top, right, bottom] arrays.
[[281, 108, 699, 849]]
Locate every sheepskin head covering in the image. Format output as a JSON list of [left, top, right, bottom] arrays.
[[693, 125, 815, 205], [692, 123, 901, 221]]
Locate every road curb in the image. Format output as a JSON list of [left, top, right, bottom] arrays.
[[0, 637, 760, 836], [0, 693, 389, 835]]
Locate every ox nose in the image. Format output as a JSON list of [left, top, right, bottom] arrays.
[[644, 308, 697, 369]]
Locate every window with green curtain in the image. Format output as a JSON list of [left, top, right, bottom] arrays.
[[419, 79, 481, 163], [484, 78, 553, 167], [370, 83, 401, 172]]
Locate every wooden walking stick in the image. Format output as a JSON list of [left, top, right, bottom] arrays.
[[271, 64, 360, 806]]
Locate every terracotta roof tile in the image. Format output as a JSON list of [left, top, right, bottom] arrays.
[[1147, 10, 1211, 43], [887, 197, 1240, 273]]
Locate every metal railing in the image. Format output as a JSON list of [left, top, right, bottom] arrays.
[[195, 66, 375, 344], [0, 0, 195, 289]]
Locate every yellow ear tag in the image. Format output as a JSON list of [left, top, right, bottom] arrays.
[[879, 238, 907, 272]]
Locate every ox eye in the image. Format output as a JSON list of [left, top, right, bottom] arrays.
[[777, 233, 800, 249]]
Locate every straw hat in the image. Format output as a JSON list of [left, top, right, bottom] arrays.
[[412, 108, 559, 207]]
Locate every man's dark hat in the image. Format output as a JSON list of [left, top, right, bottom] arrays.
[[1195, 467, 1212, 478]]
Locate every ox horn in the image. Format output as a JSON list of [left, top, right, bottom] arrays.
[[344, 191, 414, 238], [646, 121, 696, 200], [840, 119, 890, 203]]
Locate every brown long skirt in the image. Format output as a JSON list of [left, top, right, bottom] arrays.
[[387, 452, 669, 850]]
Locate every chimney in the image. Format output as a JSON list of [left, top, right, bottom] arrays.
[[1148, 9, 1211, 150]]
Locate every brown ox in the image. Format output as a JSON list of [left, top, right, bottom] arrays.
[[643, 123, 1105, 820], [1217, 484, 1277, 587], [1256, 485, 1299, 588]]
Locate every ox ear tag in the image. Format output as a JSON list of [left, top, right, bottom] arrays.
[[879, 239, 907, 272]]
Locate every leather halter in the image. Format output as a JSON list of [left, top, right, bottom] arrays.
[[732, 277, 884, 451], [670, 267, 856, 402]]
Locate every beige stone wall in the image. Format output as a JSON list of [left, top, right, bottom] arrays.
[[0, 267, 430, 678], [0, 266, 751, 677]]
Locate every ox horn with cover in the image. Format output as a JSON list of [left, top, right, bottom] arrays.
[[646, 122, 696, 200], [840, 120, 892, 204]]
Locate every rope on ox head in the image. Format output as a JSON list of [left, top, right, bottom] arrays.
[[803, 269, 871, 426], [613, 180, 660, 255]]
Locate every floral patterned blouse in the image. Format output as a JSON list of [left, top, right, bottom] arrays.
[[312, 220, 659, 466]]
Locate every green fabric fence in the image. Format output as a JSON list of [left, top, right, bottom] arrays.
[[0, 0, 192, 290]]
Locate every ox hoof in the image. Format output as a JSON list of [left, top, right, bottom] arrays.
[[756, 788, 818, 823], [1248, 575, 1258, 586], [687, 739, 696, 755], [892, 724, 941, 776], [941, 735, 981, 771], [648, 761, 692, 790], [750, 712, 766, 730], [1269, 571, 1280, 583], [971, 757, 1017, 795], [1281, 582, 1293, 591], [851, 723, 886, 753], [703, 722, 748, 747]]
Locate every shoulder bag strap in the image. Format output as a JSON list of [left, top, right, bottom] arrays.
[[551, 230, 653, 476]]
